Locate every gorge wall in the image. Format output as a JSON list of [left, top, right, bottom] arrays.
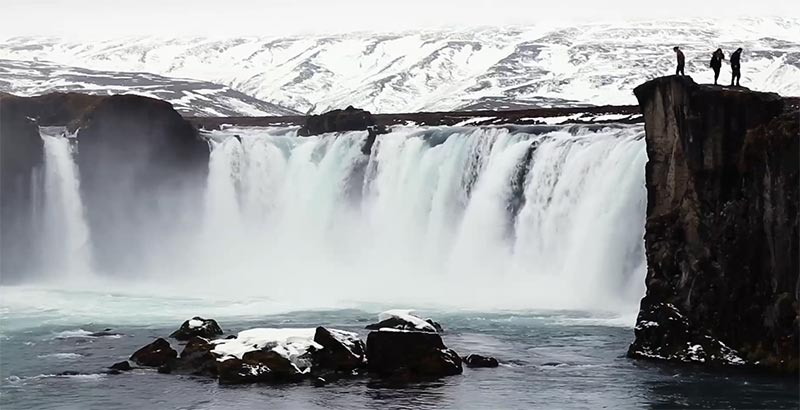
[[629, 76, 799, 373]]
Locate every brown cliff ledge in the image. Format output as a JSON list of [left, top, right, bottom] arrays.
[[628, 75, 799, 374]]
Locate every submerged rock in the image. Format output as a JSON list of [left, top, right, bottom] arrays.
[[311, 327, 366, 372], [170, 317, 223, 341], [463, 354, 499, 368], [130, 338, 178, 367], [630, 75, 798, 373], [366, 330, 462, 378], [109, 361, 132, 372]]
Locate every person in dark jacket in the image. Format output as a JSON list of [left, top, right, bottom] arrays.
[[710, 48, 724, 85], [730, 48, 743, 86], [674, 46, 685, 76]]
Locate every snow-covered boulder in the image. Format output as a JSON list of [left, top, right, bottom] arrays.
[[129, 338, 177, 367], [210, 328, 321, 384], [311, 327, 366, 372], [169, 317, 223, 341], [366, 329, 462, 378], [366, 310, 441, 333]]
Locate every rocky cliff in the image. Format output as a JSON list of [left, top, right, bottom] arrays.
[[628, 76, 799, 374], [0, 96, 45, 279], [69, 95, 209, 273]]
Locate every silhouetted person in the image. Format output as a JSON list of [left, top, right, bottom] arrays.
[[674, 46, 685, 76], [730, 48, 742, 86], [710, 48, 724, 85]]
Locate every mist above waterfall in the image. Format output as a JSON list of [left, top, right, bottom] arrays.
[[24, 124, 647, 313]]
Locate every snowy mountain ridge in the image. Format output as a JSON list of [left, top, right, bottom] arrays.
[[1, 17, 798, 115]]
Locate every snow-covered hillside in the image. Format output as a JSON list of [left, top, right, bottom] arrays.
[[0, 59, 299, 116], [1, 17, 798, 114]]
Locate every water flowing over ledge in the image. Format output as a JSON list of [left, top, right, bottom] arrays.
[[25, 123, 648, 314]]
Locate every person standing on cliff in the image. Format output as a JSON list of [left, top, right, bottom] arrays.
[[710, 48, 724, 85], [730, 48, 743, 86], [673, 47, 685, 76]]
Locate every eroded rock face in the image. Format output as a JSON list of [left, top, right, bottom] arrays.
[[630, 75, 799, 373], [70, 95, 209, 273], [298, 106, 376, 137], [366, 330, 462, 378], [170, 317, 223, 341], [0, 96, 44, 280], [130, 338, 178, 367]]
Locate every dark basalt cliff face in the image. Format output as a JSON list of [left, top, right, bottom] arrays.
[[629, 76, 799, 374], [69, 95, 209, 272], [0, 96, 45, 279]]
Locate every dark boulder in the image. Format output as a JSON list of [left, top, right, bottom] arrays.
[[366, 330, 462, 378], [628, 302, 744, 365], [630, 75, 798, 373], [130, 338, 178, 367], [70, 94, 209, 273], [170, 336, 218, 377], [0, 95, 45, 281], [311, 327, 366, 372], [109, 361, 132, 372], [169, 317, 223, 341], [217, 350, 304, 385], [463, 354, 499, 368], [298, 106, 376, 137]]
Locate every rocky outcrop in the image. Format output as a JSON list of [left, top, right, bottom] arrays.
[[70, 95, 209, 272], [130, 338, 178, 367], [366, 330, 463, 378], [0, 93, 105, 126], [0, 95, 45, 281], [311, 327, 366, 372], [170, 317, 223, 341], [298, 106, 376, 137], [629, 75, 798, 373]]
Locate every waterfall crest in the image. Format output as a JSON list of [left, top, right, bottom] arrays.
[[195, 125, 647, 310]]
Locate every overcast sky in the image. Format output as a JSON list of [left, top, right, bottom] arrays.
[[2, 0, 797, 38]]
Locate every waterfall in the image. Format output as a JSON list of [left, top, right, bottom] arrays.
[[40, 128, 93, 279], [195, 125, 648, 311]]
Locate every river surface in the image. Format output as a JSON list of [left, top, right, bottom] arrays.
[[1, 287, 797, 410]]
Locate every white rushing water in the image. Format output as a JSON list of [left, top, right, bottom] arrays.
[[192, 125, 648, 311], [5, 124, 647, 318], [40, 129, 93, 279]]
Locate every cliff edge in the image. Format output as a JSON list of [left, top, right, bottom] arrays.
[[629, 75, 798, 373]]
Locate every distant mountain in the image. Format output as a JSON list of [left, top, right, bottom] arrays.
[[0, 59, 300, 117], [1, 17, 798, 114]]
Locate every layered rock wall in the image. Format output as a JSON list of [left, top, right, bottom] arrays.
[[629, 76, 798, 373]]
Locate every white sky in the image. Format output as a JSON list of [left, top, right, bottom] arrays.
[[1, 0, 797, 38]]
